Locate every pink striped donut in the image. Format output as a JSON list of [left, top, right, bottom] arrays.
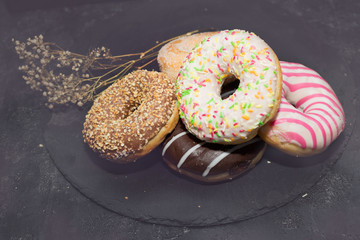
[[259, 61, 345, 156]]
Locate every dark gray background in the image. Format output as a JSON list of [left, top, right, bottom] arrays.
[[1, 0, 359, 239]]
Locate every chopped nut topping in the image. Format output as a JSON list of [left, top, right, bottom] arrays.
[[83, 70, 176, 162]]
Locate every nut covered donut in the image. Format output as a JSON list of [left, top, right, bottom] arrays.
[[176, 29, 282, 144], [162, 121, 266, 183], [83, 70, 179, 163], [259, 61, 345, 156]]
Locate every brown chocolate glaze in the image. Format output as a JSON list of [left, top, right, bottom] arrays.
[[162, 121, 267, 182], [83, 70, 177, 163]]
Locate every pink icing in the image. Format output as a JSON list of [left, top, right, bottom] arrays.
[[279, 131, 307, 149], [307, 108, 339, 135], [272, 118, 318, 149], [303, 101, 341, 118], [277, 108, 327, 148], [296, 94, 345, 118], [282, 72, 324, 81], [306, 111, 334, 142], [280, 65, 309, 70], [283, 81, 339, 100], [264, 61, 345, 151]]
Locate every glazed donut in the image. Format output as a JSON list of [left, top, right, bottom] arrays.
[[157, 31, 217, 82], [176, 29, 282, 144], [259, 61, 345, 156], [162, 121, 266, 183], [82, 70, 179, 163]]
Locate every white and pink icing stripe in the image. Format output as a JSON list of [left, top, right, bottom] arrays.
[[266, 61, 345, 151]]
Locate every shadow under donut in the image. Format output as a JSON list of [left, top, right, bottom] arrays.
[[264, 132, 345, 168], [85, 144, 161, 175]]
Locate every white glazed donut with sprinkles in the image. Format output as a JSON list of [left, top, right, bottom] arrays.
[[259, 61, 345, 156], [176, 29, 282, 144]]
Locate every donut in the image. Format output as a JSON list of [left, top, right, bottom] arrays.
[[157, 31, 217, 82], [82, 70, 179, 163], [176, 29, 282, 144], [259, 61, 345, 156], [162, 121, 266, 182]]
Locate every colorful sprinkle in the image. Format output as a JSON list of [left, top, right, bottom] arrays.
[[176, 30, 279, 143]]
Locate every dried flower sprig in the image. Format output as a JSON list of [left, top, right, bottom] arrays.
[[13, 30, 199, 109]]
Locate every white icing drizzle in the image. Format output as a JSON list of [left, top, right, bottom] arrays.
[[162, 132, 188, 156], [177, 142, 206, 168], [202, 137, 260, 177]]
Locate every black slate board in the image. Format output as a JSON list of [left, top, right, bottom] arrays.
[[43, 101, 352, 226], [40, 8, 356, 225]]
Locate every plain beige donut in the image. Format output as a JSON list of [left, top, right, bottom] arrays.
[[157, 31, 217, 82]]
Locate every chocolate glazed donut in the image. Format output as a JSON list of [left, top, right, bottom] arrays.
[[162, 121, 267, 183]]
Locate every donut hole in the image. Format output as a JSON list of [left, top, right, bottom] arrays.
[[129, 104, 140, 114], [297, 105, 305, 113], [284, 94, 305, 113], [220, 75, 240, 99], [122, 98, 143, 118]]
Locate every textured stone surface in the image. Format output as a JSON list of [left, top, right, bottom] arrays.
[[43, 106, 350, 226], [0, 0, 359, 239]]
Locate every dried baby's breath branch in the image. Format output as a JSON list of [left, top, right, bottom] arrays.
[[13, 30, 199, 109]]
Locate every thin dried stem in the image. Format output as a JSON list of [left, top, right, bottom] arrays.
[[13, 30, 199, 108]]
